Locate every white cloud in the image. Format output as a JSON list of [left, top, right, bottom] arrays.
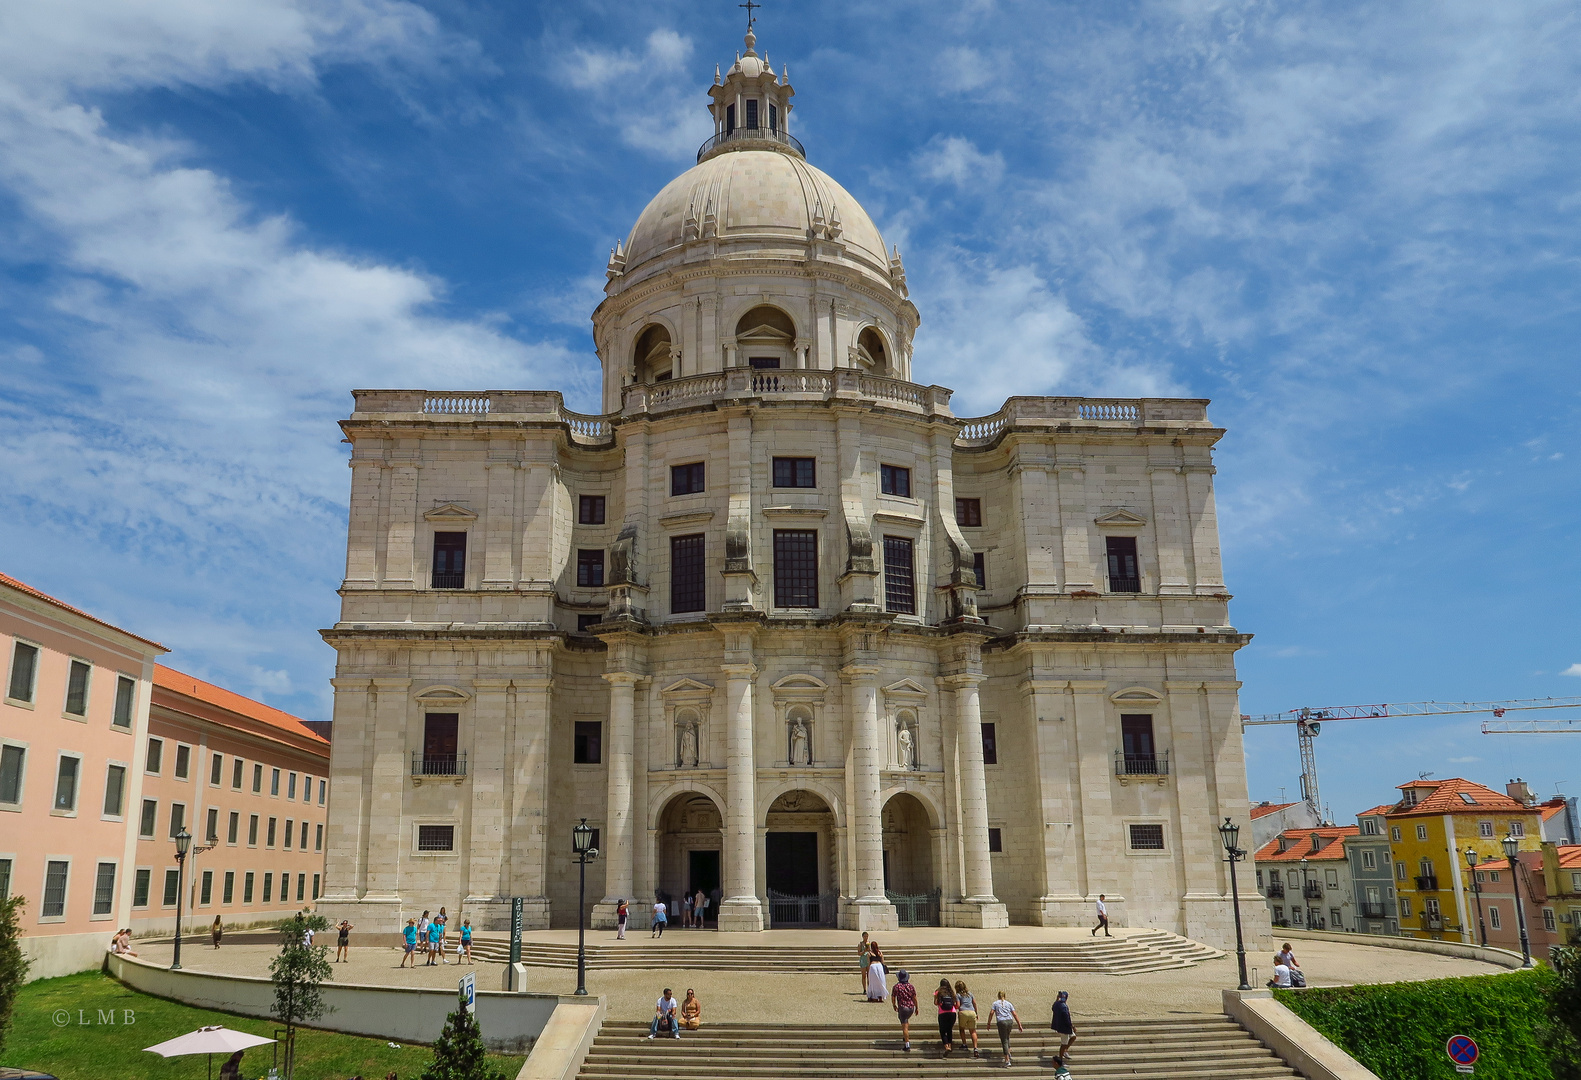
[[1562, 664, 1581, 677], [559, 28, 708, 158], [914, 135, 1004, 189]]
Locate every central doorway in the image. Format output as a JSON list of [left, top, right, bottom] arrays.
[[687, 850, 721, 926], [764, 790, 836, 927]]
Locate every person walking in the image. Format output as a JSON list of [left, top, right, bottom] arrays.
[[954, 980, 980, 1058], [211, 915, 223, 949], [616, 899, 629, 940], [436, 907, 450, 964], [417, 910, 431, 962], [336, 920, 353, 962], [426, 916, 442, 965], [857, 932, 871, 995], [694, 888, 707, 929], [648, 988, 681, 1039], [865, 945, 888, 1002], [651, 897, 668, 938], [989, 991, 1022, 1067], [682, 892, 695, 929], [1050, 990, 1077, 1069], [933, 978, 958, 1056], [891, 969, 917, 1052], [460, 919, 473, 964], [1091, 893, 1111, 937], [400, 919, 418, 968]]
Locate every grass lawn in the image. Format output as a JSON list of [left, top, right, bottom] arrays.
[[1, 971, 525, 1080]]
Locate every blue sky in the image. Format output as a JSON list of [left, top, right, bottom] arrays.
[[1, 0, 1577, 824]]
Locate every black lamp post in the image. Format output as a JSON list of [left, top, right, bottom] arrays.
[[171, 827, 191, 970], [1464, 848, 1487, 947], [1502, 834, 1534, 967], [1219, 817, 1251, 990], [571, 819, 599, 996], [1300, 856, 1310, 927]]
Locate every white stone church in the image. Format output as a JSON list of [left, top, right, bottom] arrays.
[[317, 27, 1267, 948]]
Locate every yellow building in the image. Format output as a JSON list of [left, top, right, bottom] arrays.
[[1385, 778, 1545, 942]]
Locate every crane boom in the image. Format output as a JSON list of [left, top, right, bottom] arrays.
[[1481, 718, 1581, 734]]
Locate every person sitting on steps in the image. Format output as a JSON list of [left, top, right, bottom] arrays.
[[648, 988, 681, 1039]]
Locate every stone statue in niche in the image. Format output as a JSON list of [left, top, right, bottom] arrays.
[[788, 716, 811, 766], [896, 722, 917, 770], [678, 720, 699, 768]]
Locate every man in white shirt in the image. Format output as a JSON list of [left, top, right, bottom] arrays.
[[648, 988, 681, 1039], [1270, 963, 1292, 988], [1090, 894, 1111, 937]]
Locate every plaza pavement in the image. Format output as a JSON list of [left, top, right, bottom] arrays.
[[128, 930, 1501, 1028]]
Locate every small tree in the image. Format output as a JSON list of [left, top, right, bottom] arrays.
[[420, 989, 508, 1080], [1545, 945, 1581, 1080], [269, 913, 330, 1079], [0, 895, 31, 1059]]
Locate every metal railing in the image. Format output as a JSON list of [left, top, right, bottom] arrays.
[[411, 752, 467, 778], [1360, 903, 1388, 919], [1265, 881, 1285, 898], [1114, 750, 1170, 776], [766, 891, 837, 928], [1108, 577, 1143, 594], [886, 888, 942, 928], [1422, 913, 1445, 931], [1415, 875, 1439, 891], [430, 572, 465, 590], [1304, 882, 1325, 900], [697, 125, 806, 162]]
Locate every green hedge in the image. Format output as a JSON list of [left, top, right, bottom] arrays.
[[1276, 969, 1556, 1080]]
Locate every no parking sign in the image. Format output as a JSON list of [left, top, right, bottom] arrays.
[[1446, 1034, 1479, 1074]]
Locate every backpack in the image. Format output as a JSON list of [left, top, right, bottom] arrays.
[[1289, 969, 1307, 989]]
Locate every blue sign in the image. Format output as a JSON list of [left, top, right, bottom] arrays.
[[1446, 1035, 1479, 1066], [461, 971, 476, 1015]]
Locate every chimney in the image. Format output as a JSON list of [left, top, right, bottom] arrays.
[[1507, 778, 1533, 806]]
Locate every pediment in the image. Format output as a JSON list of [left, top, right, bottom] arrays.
[[661, 678, 714, 696], [771, 674, 829, 691], [1110, 685, 1164, 705], [737, 322, 794, 343], [882, 678, 929, 701], [414, 684, 472, 704], [424, 503, 478, 523], [1095, 508, 1147, 528]]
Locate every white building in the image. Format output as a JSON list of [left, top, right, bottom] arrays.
[[316, 26, 1269, 949]]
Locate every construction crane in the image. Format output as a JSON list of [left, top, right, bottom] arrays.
[[1240, 697, 1581, 823]]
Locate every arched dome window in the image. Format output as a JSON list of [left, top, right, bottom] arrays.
[[735, 305, 796, 370], [634, 324, 674, 383], [855, 327, 888, 374]]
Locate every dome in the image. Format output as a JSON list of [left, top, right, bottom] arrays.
[[618, 149, 894, 290]]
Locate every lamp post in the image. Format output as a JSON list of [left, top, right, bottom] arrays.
[[571, 819, 599, 996], [1300, 856, 1311, 928], [171, 827, 191, 970], [1218, 818, 1251, 991], [1501, 834, 1534, 967], [1464, 848, 1487, 947]]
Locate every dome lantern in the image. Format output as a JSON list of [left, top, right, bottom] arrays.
[[699, 26, 801, 164]]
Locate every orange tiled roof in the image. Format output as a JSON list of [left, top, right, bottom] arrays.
[[1357, 804, 1395, 817], [0, 571, 167, 652], [1251, 802, 1296, 819], [154, 665, 327, 749], [1387, 777, 1531, 817], [1558, 845, 1581, 870], [1538, 798, 1569, 822], [1253, 825, 1359, 863]]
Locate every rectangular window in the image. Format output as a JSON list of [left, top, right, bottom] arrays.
[[1476, 870, 1486, 882], [726, 102, 735, 133], [578, 495, 606, 525], [318, 779, 326, 805], [248, 814, 259, 846], [146, 738, 163, 775], [576, 549, 606, 587], [745, 97, 759, 129], [210, 754, 223, 786], [670, 462, 705, 495], [748, 356, 780, 369], [174, 744, 190, 779], [65, 659, 91, 716], [883, 536, 915, 614], [133, 868, 151, 908], [1331, 907, 1343, 928], [113, 676, 136, 728], [1489, 905, 1502, 930], [981, 722, 998, 765], [139, 798, 157, 838], [1491, 871, 1501, 882], [54, 755, 80, 812], [955, 498, 982, 527], [1360, 817, 1379, 835], [1479, 821, 1494, 838], [262, 873, 272, 903], [93, 862, 116, 916], [1362, 850, 1376, 870], [988, 827, 1003, 853], [296, 874, 305, 902], [0, 744, 23, 804], [670, 533, 706, 613], [431, 532, 467, 589], [1544, 908, 1557, 932], [1390, 826, 1401, 842], [423, 713, 458, 767], [1120, 714, 1157, 770], [228, 811, 239, 844], [315, 823, 323, 851], [769, 102, 778, 132], [880, 464, 911, 497], [232, 758, 244, 789], [1325, 868, 1339, 887], [288, 772, 297, 800], [1398, 897, 1412, 917], [1105, 536, 1141, 593], [302, 774, 312, 803], [200, 871, 213, 906], [223, 871, 235, 905], [1416, 824, 1428, 840], [1128, 824, 1166, 851], [284, 820, 294, 849], [163, 869, 180, 906], [973, 551, 986, 592], [574, 721, 602, 765], [418, 824, 455, 852], [1272, 905, 1283, 922], [243, 872, 254, 904], [205, 807, 219, 843], [169, 802, 185, 837], [577, 613, 601, 633], [7, 641, 39, 703], [267, 818, 277, 847], [772, 457, 816, 488], [772, 530, 819, 608], [271, 768, 280, 796], [1510, 821, 1525, 837], [253, 763, 263, 792], [42, 860, 68, 918], [103, 764, 126, 817], [313, 874, 320, 900]]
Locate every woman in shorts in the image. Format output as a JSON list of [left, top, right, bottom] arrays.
[[954, 980, 980, 1057], [891, 969, 917, 1052], [400, 919, 418, 968], [460, 919, 473, 964], [335, 919, 353, 962]]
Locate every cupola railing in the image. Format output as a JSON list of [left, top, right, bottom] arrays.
[[697, 125, 805, 163]]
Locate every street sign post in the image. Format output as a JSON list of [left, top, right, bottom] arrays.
[[461, 971, 476, 1015], [510, 896, 523, 966], [1446, 1034, 1478, 1074]]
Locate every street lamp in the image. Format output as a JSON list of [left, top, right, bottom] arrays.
[[1300, 856, 1310, 928], [571, 819, 599, 996], [1501, 834, 1534, 968], [1464, 848, 1487, 947], [171, 828, 192, 970], [1218, 818, 1251, 991]]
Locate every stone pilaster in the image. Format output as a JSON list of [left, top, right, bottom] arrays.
[[1055, 461, 1095, 591], [383, 459, 419, 588], [482, 456, 517, 588], [718, 650, 763, 931], [1185, 464, 1226, 594], [1148, 461, 1192, 596], [365, 677, 411, 900], [1070, 679, 1124, 922], [462, 678, 511, 928], [507, 674, 553, 929], [1165, 680, 1225, 942], [842, 658, 897, 930], [343, 460, 382, 587], [1023, 677, 1085, 925], [593, 671, 640, 928]]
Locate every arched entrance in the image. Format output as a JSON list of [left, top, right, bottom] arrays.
[[634, 323, 674, 382], [882, 792, 940, 926], [656, 792, 723, 926], [734, 305, 796, 369], [763, 789, 837, 927]]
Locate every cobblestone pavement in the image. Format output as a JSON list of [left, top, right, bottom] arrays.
[[131, 935, 1501, 1027]]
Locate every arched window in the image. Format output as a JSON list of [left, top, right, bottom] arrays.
[[855, 327, 888, 373], [634, 324, 673, 382], [735, 305, 796, 369]]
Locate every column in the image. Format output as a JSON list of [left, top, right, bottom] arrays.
[[1185, 465, 1226, 594], [1166, 680, 1224, 942], [364, 678, 411, 903], [464, 678, 510, 927], [321, 677, 372, 901], [1148, 462, 1191, 596], [508, 674, 553, 928], [1069, 680, 1120, 915], [843, 662, 897, 930], [593, 672, 639, 927], [718, 660, 764, 930], [1024, 677, 1084, 925], [946, 674, 1008, 926]]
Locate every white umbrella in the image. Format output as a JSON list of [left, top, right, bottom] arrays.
[[145, 1026, 276, 1080]]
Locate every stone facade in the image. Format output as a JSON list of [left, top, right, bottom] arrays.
[[315, 28, 1271, 951]]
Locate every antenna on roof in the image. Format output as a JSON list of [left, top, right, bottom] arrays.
[[1418, 771, 1434, 780]]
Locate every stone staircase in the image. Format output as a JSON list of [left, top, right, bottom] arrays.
[[469, 931, 1221, 975], [577, 1017, 1299, 1079]]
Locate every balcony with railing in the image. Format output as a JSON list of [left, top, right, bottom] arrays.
[[1114, 750, 1170, 777], [1264, 881, 1285, 899], [697, 125, 805, 163], [1360, 902, 1388, 919], [1304, 882, 1325, 900], [411, 751, 467, 779], [1414, 875, 1439, 891], [1422, 913, 1445, 932]]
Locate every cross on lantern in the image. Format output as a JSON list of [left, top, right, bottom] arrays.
[[740, 0, 760, 30]]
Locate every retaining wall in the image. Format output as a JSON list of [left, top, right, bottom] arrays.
[[1280, 927, 1526, 969]]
